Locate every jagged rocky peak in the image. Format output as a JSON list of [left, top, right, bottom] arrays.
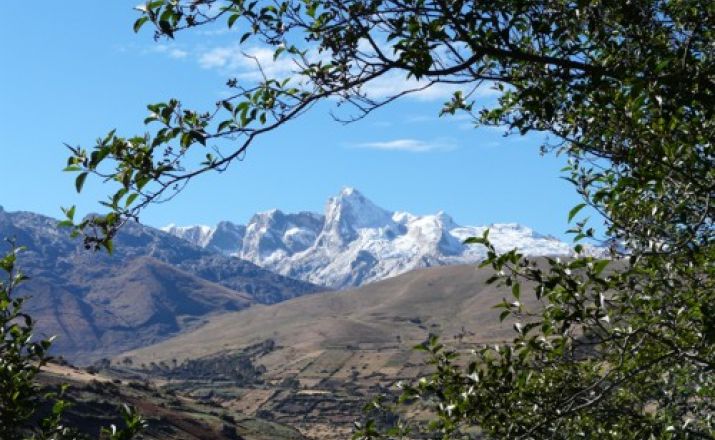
[[243, 209, 290, 260], [242, 208, 323, 261], [161, 223, 215, 248], [434, 210, 458, 229], [317, 187, 395, 247], [163, 188, 592, 289], [325, 187, 394, 230], [208, 221, 246, 254]]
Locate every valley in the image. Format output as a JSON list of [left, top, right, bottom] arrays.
[[0, 202, 571, 437], [37, 362, 305, 440], [113, 264, 537, 438]]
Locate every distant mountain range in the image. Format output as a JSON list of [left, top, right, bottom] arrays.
[[164, 188, 594, 289], [0, 207, 320, 362], [0, 190, 596, 362]]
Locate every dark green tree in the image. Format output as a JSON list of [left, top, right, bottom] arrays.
[[63, 0, 713, 438]]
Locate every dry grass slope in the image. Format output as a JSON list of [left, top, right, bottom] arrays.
[[123, 263, 531, 366], [117, 264, 542, 438]]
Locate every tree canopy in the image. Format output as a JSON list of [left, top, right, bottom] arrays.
[[63, 1, 713, 438]]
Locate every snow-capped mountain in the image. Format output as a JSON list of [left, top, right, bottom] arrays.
[[163, 188, 587, 289]]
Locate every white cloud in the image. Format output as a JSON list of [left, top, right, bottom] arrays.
[[198, 44, 305, 81], [196, 43, 502, 102], [168, 48, 188, 59], [149, 44, 188, 59], [339, 71, 500, 102], [352, 138, 458, 153]]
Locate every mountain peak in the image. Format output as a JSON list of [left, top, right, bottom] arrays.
[[162, 188, 589, 289], [325, 188, 393, 231], [434, 210, 458, 229], [262, 208, 283, 216], [160, 224, 215, 248], [339, 186, 359, 197], [250, 208, 285, 224], [333, 187, 373, 208]]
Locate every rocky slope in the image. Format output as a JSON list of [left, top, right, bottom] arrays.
[[164, 188, 589, 289]]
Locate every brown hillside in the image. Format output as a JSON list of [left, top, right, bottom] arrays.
[[28, 256, 253, 363], [122, 263, 532, 367], [119, 263, 536, 439]]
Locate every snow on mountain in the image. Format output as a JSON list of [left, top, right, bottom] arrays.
[[162, 224, 215, 248], [163, 188, 588, 289], [242, 209, 324, 264]]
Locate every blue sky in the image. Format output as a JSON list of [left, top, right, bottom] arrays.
[[0, 2, 597, 239]]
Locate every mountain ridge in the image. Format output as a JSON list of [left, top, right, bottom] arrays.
[[0, 208, 322, 362], [163, 188, 597, 289]]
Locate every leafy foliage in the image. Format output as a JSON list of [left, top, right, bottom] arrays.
[[62, 0, 713, 438], [0, 245, 146, 439]]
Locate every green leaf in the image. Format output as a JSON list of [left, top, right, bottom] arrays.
[[228, 14, 240, 28], [592, 259, 609, 275], [499, 310, 510, 322], [62, 205, 76, 221], [75, 173, 88, 193], [133, 16, 150, 33], [0, 253, 16, 272], [273, 46, 285, 61], [512, 283, 520, 300], [125, 193, 139, 208], [158, 20, 174, 38], [217, 120, 233, 132], [567, 203, 586, 223]]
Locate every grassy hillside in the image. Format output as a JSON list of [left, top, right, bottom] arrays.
[[122, 264, 533, 364], [118, 264, 537, 439]]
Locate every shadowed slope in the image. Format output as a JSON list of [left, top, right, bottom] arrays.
[[0, 207, 321, 363], [24, 257, 253, 363]]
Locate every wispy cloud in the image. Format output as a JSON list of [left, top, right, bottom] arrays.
[[361, 73, 499, 102], [195, 43, 502, 102], [167, 48, 189, 59], [352, 138, 458, 153], [146, 43, 189, 59], [198, 44, 311, 81]]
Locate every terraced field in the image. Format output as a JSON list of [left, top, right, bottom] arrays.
[[38, 363, 305, 440]]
